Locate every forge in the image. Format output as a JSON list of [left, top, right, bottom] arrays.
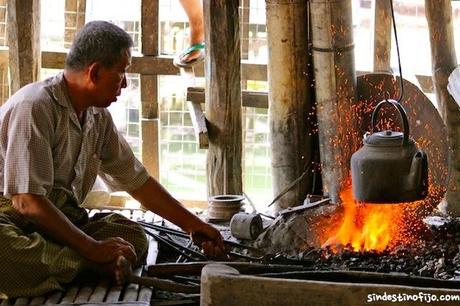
[[223, 73, 460, 305]]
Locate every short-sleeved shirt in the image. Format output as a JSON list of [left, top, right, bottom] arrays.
[[0, 72, 150, 204]]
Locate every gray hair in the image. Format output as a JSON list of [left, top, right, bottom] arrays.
[[65, 20, 133, 71]]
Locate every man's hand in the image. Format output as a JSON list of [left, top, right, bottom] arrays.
[[190, 222, 227, 259], [84, 237, 137, 265]]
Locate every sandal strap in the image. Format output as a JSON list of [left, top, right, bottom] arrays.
[[182, 42, 205, 56]]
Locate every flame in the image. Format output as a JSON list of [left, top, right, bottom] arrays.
[[323, 188, 408, 252]]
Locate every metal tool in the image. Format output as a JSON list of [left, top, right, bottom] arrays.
[[278, 198, 330, 217]]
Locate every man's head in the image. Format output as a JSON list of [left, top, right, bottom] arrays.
[[65, 20, 133, 71], [64, 21, 133, 109]]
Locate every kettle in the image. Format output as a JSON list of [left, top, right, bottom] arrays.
[[351, 99, 428, 203]]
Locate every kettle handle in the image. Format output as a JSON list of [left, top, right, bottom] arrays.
[[371, 99, 409, 145]]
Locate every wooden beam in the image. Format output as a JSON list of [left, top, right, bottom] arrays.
[[310, 0, 358, 204], [140, 75, 158, 119], [41, 51, 267, 80], [187, 100, 209, 149], [204, 0, 242, 196], [372, 0, 392, 72], [7, 0, 40, 93], [64, 0, 86, 49], [141, 119, 160, 180], [187, 86, 268, 109], [425, 0, 460, 216], [141, 0, 158, 56]]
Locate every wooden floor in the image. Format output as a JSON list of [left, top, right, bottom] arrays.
[[0, 208, 160, 306]]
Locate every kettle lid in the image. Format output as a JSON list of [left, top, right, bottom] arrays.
[[364, 130, 413, 146]]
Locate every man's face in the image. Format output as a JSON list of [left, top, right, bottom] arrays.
[[93, 49, 131, 108]]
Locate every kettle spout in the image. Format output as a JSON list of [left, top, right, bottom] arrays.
[[406, 150, 427, 191]]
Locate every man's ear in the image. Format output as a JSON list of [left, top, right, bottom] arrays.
[[88, 62, 101, 85]]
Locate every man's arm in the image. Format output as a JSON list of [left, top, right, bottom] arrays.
[[11, 193, 137, 264], [128, 177, 226, 257]]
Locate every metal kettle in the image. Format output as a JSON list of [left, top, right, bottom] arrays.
[[351, 99, 428, 203]]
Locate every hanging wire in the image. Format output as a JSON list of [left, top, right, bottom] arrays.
[[389, 0, 404, 102]]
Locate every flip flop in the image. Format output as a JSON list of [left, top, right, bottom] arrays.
[[173, 42, 205, 68]]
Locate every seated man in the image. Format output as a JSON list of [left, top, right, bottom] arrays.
[[0, 20, 224, 298]]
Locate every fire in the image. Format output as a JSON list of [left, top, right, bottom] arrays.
[[323, 188, 408, 252]]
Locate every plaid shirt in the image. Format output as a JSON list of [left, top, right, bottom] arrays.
[[0, 72, 149, 204]]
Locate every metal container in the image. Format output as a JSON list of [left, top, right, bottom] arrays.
[[230, 213, 263, 240]]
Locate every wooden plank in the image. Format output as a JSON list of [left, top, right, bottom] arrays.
[[60, 286, 79, 303], [141, 119, 159, 180], [187, 100, 208, 149], [88, 280, 109, 302], [203, 0, 242, 196], [73, 286, 93, 303], [7, 0, 40, 94], [105, 284, 123, 303], [11, 298, 27, 306], [137, 287, 153, 303], [0, 299, 11, 306], [141, 0, 158, 55], [372, 0, 392, 72], [44, 291, 62, 304], [180, 67, 209, 149], [122, 268, 142, 302], [28, 296, 45, 305]]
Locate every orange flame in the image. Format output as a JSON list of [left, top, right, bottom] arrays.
[[323, 188, 409, 252]]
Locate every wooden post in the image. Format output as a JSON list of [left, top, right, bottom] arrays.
[[372, 0, 392, 72], [203, 0, 242, 196], [64, 0, 86, 48], [266, 0, 315, 210], [425, 0, 460, 216], [140, 0, 160, 180], [7, 0, 40, 93], [310, 0, 359, 204]]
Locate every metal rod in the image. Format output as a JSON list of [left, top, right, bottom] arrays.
[[139, 221, 261, 252], [163, 233, 208, 260], [144, 230, 201, 261], [176, 240, 194, 263]]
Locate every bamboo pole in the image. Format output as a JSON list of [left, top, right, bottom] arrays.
[[266, 0, 315, 211], [310, 0, 359, 204], [203, 0, 242, 196], [7, 0, 41, 93], [425, 0, 460, 216], [372, 0, 392, 72]]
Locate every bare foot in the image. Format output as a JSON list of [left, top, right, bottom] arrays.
[[114, 255, 132, 286], [88, 255, 132, 286]]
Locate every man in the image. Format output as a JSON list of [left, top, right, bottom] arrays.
[[0, 20, 224, 298]]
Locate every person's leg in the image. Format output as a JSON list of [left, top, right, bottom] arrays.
[[180, 0, 204, 45], [0, 212, 84, 298], [81, 212, 149, 285], [82, 212, 149, 266], [175, 0, 205, 67]]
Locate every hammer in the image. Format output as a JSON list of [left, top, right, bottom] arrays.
[[121, 258, 200, 293]]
